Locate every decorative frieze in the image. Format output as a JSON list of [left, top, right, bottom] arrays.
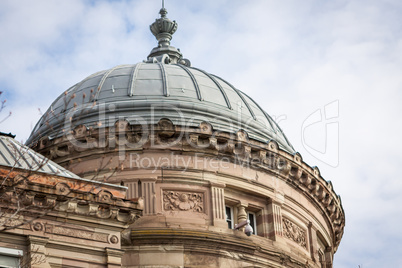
[[45, 224, 109, 243], [282, 218, 307, 249], [163, 191, 203, 212], [0, 213, 25, 228], [31, 120, 344, 248], [0, 179, 142, 225]]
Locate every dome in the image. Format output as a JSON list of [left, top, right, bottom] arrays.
[[27, 62, 294, 153], [22, 7, 345, 268], [26, 6, 294, 153]]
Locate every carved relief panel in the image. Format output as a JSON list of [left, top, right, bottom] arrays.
[[282, 218, 307, 249], [163, 191, 204, 212]]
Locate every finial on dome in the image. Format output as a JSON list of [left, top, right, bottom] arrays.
[[160, 0, 167, 17], [150, 3, 177, 48], [159, 8, 167, 18], [147, 2, 190, 66]]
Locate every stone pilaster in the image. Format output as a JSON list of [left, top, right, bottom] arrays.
[[141, 178, 156, 215], [125, 180, 140, 199], [106, 248, 125, 268], [324, 247, 333, 268], [308, 222, 318, 262], [210, 182, 226, 227], [266, 200, 283, 241], [26, 235, 50, 268]]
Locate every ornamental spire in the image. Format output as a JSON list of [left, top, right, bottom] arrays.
[[147, 2, 190, 66], [150, 5, 177, 48]]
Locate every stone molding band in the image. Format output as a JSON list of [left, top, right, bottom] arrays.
[[30, 119, 344, 249], [130, 228, 312, 268], [0, 167, 143, 224]]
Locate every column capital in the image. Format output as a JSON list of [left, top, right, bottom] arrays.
[[27, 235, 49, 246], [139, 177, 157, 182], [274, 191, 285, 205], [106, 247, 125, 268], [209, 181, 226, 188], [106, 247, 125, 257]]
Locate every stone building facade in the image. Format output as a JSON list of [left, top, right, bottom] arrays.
[[0, 133, 143, 267], [13, 6, 344, 268]]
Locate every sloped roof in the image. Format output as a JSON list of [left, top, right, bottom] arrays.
[[0, 134, 81, 179]]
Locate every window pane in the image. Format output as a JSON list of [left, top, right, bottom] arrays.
[[226, 206, 233, 229], [0, 255, 20, 267], [247, 212, 257, 235]]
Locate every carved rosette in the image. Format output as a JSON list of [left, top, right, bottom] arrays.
[[163, 191, 203, 212], [282, 218, 307, 249], [31, 221, 44, 232], [109, 234, 119, 244]]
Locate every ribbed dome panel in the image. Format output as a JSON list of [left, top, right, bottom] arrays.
[[27, 63, 294, 153]]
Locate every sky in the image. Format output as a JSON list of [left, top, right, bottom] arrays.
[[1, 0, 402, 266]]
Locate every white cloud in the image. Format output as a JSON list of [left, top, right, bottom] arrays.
[[1, 0, 402, 267]]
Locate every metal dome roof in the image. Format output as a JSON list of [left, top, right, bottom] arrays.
[[27, 62, 294, 153], [26, 6, 294, 153]]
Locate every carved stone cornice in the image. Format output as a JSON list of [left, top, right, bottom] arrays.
[[0, 167, 143, 225], [30, 119, 344, 249]]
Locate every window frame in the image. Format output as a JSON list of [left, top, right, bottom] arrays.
[[0, 246, 23, 268]]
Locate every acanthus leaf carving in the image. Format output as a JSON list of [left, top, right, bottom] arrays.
[[282, 218, 307, 249], [163, 191, 203, 212]]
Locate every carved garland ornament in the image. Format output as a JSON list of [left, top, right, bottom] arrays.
[[282, 218, 307, 249], [163, 191, 203, 212]]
